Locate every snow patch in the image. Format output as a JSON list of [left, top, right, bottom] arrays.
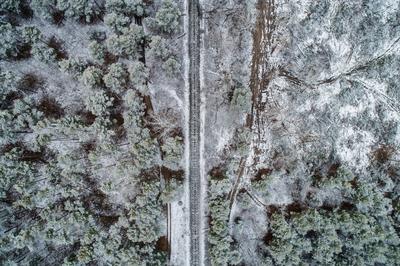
[[336, 127, 375, 171]]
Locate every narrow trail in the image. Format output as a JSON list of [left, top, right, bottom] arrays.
[[187, 0, 202, 265], [228, 0, 276, 219]]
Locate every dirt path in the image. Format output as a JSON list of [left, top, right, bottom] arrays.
[[228, 0, 276, 218], [249, 0, 276, 131]]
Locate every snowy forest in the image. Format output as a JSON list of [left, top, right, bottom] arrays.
[[1, 0, 400, 265], [0, 0, 184, 264], [203, 0, 400, 265]]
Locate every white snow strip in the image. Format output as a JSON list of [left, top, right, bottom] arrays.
[[169, 0, 190, 265], [199, 1, 207, 263]]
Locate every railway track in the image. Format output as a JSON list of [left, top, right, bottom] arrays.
[[188, 0, 202, 265]]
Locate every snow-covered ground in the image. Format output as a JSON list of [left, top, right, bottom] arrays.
[[199, 1, 207, 264], [169, 0, 190, 265]]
